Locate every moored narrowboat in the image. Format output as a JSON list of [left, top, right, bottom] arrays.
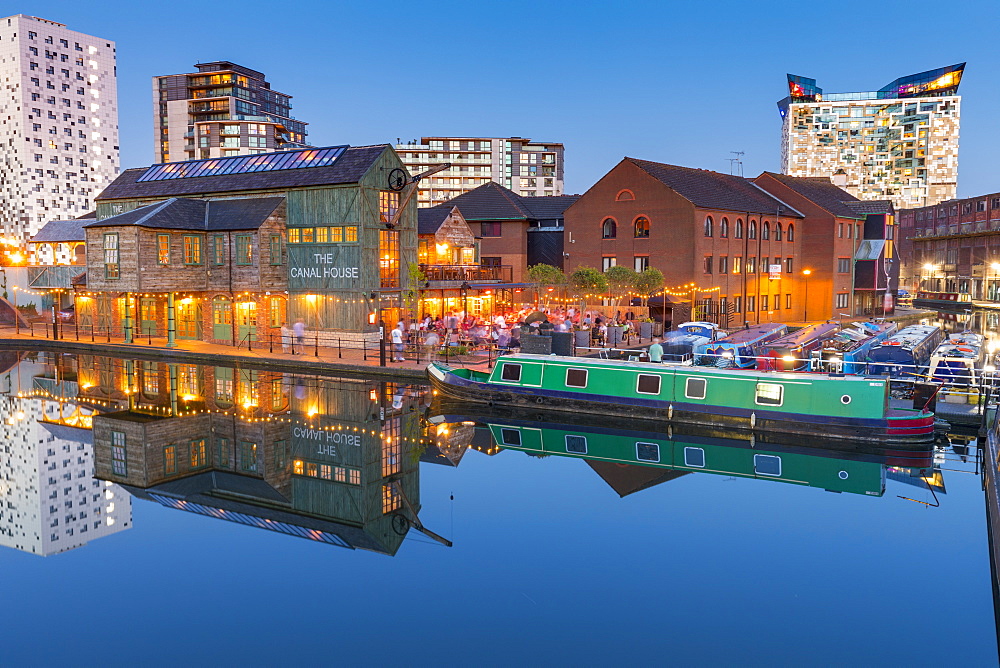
[[758, 323, 841, 371], [912, 291, 973, 310], [661, 321, 725, 361], [694, 323, 788, 368], [818, 321, 898, 375], [867, 324, 944, 377], [928, 331, 985, 385], [426, 354, 936, 443]]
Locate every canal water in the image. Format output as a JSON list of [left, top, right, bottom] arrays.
[[0, 349, 995, 665]]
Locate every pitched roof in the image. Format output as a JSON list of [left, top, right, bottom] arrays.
[[96, 145, 388, 201], [83, 197, 284, 231], [585, 460, 690, 497], [418, 206, 454, 235], [625, 158, 803, 217], [843, 200, 894, 216], [30, 219, 88, 243], [425, 182, 578, 224], [520, 194, 580, 219], [756, 172, 865, 218]]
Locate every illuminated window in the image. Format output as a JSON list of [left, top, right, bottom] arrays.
[[348, 469, 360, 485], [755, 383, 783, 406], [345, 226, 358, 242], [379, 190, 400, 223], [235, 234, 253, 264], [320, 464, 332, 480], [183, 235, 202, 264], [379, 230, 400, 288], [633, 216, 650, 238], [301, 228, 314, 243], [602, 218, 617, 239], [111, 431, 126, 476], [164, 445, 176, 474], [103, 233, 119, 279], [287, 228, 300, 244], [189, 439, 207, 468], [157, 234, 170, 264], [315, 226, 329, 243], [382, 484, 401, 514]]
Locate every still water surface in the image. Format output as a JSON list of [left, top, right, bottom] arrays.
[[0, 349, 995, 665]]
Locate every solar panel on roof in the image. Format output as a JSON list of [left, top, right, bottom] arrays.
[[136, 146, 349, 182]]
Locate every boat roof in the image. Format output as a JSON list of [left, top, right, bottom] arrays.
[[767, 323, 840, 347], [495, 353, 884, 384], [881, 325, 940, 347], [713, 323, 786, 344]]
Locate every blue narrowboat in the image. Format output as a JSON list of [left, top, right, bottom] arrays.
[[818, 321, 898, 375], [867, 324, 944, 377], [928, 331, 985, 385], [661, 321, 725, 361], [759, 323, 841, 371], [695, 323, 788, 368]]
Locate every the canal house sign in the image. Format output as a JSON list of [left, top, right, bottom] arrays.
[[288, 245, 362, 290]]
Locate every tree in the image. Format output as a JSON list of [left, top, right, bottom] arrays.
[[527, 263, 566, 309], [568, 266, 608, 318], [634, 268, 665, 303], [403, 262, 428, 322], [605, 265, 638, 316]]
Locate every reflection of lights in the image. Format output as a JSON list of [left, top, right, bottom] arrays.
[[14, 411, 25, 420], [181, 394, 197, 401], [369, 389, 377, 401], [782, 355, 795, 362], [307, 406, 319, 417], [180, 298, 193, 305], [722, 351, 734, 358], [105, 490, 114, 500], [305, 294, 317, 303], [985, 364, 997, 372], [106, 517, 115, 526], [461, 421, 476, 426], [989, 342, 999, 354]]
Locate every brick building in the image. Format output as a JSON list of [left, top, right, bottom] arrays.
[[564, 158, 805, 325], [899, 192, 1000, 299]]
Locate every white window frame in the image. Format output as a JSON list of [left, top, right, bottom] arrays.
[[636, 374, 662, 395], [499, 428, 521, 446], [565, 435, 588, 454], [754, 454, 782, 477], [684, 446, 705, 468], [755, 382, 784, 406], [565, 368, 588, 389], [685, 377, 707, 399], [498, 363, 522, 383], [636, 442, 660, 463]]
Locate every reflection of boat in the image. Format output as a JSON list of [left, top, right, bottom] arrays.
[[758, 323, 841, 371], [695, 323, 787, 368], [427, 354, 936, 443], [818, 321, 897, 375], [912, 291, 973, 310], [868, 324, 944, 377], [429, 411, 934, 497], [928, 331, 985, 385], [661, 321, 724, 361]]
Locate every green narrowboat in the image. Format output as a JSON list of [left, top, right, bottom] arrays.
[[477, 419, 909, 496], [427, 354, 935, 443]]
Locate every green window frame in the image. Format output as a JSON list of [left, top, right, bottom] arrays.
[[235, 234, 253, 265], [287, 228, 300, 244], [215, 436, 232, 469], [103, 232, 119, 279], [157, 233, 170, 265], [183, 235, 202, 264], [164, 445, 176, 474], [212, 234, 225, 265], [239, 441, 258, 472], [269, 234, 282, 265], [190, 439, 207, 468]]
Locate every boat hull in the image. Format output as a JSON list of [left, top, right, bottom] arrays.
[[428, 364, 935, 445]]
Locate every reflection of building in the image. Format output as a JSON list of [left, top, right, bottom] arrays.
[[80, 143, 415, 342], [0, 14, 120, 242], [395, 137, 564, 207], [89, 359, 430, 555], [0, 361, 132, 556], [153, 61, 308, 164], [779, 65, 963, 210]]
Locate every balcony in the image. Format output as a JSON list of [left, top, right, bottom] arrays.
[[28, 265, 85, 289], [420, 264, 513, 284]]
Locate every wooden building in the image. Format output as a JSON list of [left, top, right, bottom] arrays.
[[82, 145, 417, 345]]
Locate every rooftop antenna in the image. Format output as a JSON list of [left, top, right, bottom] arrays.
[[729, 151, 745, 177]]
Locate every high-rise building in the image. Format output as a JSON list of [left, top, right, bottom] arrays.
[[0, 14, 119, 242], [394, 136, 564, 207], [153, 61, 308, 164], [779, 64, 964, 210]]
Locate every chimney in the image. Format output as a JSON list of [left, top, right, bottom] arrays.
[[831, 169, 848, 188]]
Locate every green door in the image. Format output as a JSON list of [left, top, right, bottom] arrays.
[[177, 300, 200, 339], [212, 298, 232, 341], [139, 298, 157, 336], [236, 301, 257, 342]]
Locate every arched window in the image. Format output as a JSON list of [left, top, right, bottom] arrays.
[[720, 218, 729, 238], [602, 218, 617, 239], [762, 222, 770, 240], [748, 221, 757, 239], [615, 189, 635, 201], [735, 219, 743, 238], [787, 224, 794, 241], [634, 216, 650, 238], [775, 223, 782, 241], [704, 216, 713, 237]]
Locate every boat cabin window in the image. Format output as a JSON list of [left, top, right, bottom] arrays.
[[685, 377, 707, 399], [565, 368, 588, 388], [499, 428, 521, 446], [565, 435, 588, 454], [684, 447, 705, 467], [754, 454, 782, 476], [500, 363, 522, 382], [636, 374, 661, 395], [636, 442, 660, 462], [755, 382, 784, 406]]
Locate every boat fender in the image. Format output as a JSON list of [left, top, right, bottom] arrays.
[[750, 412, 756, 429], [668, 404, 674, 420], [667, 425, 673, 439], [749, 435, 755, 448]]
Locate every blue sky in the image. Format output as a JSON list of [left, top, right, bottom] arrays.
[[13, 0, 999, 197]]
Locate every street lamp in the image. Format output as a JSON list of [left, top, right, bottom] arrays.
[[802, 269, 812, 323], [990, 263, 1000, 301], [922, 263, 938, 293]]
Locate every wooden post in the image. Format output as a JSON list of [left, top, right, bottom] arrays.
[[166, 292, 176, 348]]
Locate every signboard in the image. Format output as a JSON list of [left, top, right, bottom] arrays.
[[768, 264, 783, 280], [288, 244, 362, 291], [292, 424, 363, 462]]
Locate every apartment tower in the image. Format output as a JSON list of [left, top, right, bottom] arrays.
[[0, 14, 119, 242], [779, 64, 963, 210], [153, 61, 308, 163], [394, 136, 564, 207]]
